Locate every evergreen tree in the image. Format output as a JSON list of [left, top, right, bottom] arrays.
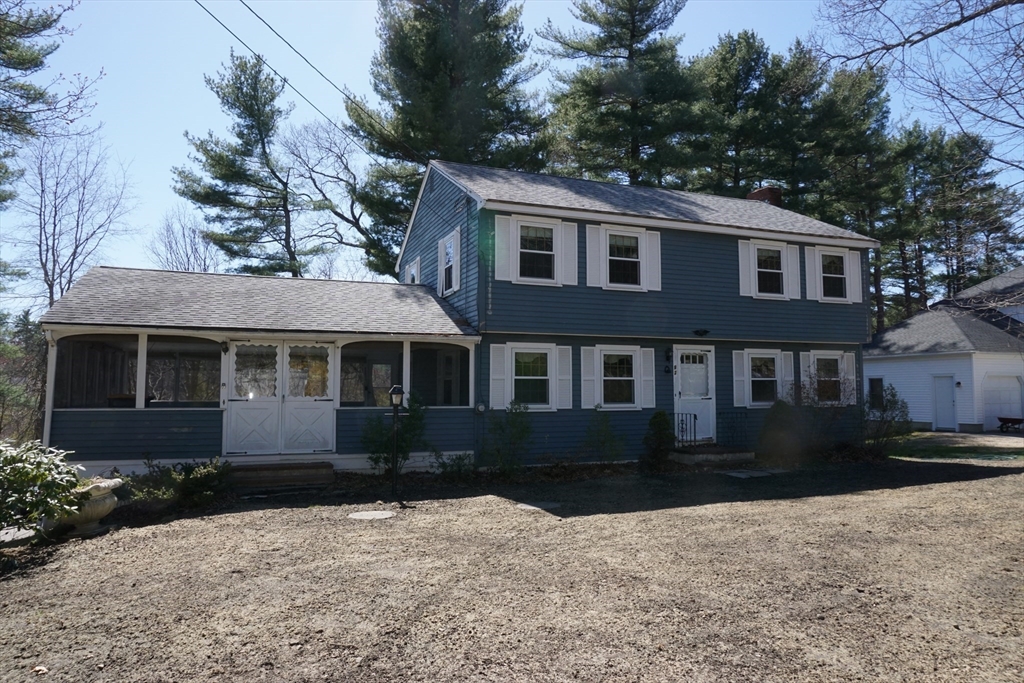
[[173, 52, 319, 277], [347, 0, 545, 275], [540, 0, 694, 186]]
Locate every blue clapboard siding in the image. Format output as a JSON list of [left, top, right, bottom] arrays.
[[50, 409, 222, 461], [480, 334, 863, 454], [479, 210, 871, 344], [336, 407, 477, 456], [400, 171, 480, 327]]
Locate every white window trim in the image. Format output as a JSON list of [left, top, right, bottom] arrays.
[[745, 348, 784, 408], [817, 247, 851, 304], [511, 216, 564, 287], [508, 343, 558, 412], [600, 225, 647, 292], [801, 349, 858, 405], [596, 344, 642, 410], [438, 230, 459, 297], [750, 240, 789, 300], [404, 256, 420, 285], [808, 350, 844, 405]]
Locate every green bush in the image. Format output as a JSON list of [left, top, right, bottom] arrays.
[[641, 410, 675, 472], [863, 383, 912, 458], [361, 394, 430, 475], [482, 400, 532, 474], [431, 450, 476, 481], [116, 457, 232, 510], [756, 400, 806, 464], [583, 410, 624, 462], [0, 440, 84, 531]]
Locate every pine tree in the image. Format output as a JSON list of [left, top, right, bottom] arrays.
[[347, 0, 545, 275], [173, 52, 320, 277], [540, 0, 694, 186]]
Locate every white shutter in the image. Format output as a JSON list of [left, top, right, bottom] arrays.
[[738, 241, 752, 296], [799, 352, 811, 402], [436, 238, 445, 295], [557, 346, 573, 410], [786, 245, 801, 300], [489, 344, 508, 409], [733, 350, 747, 407], [805, 246, 819, 301], [782, 352, 795, 402], [586, 225, 601, 287], [640, 348, 656, 408], [848, 250, 862, 303], [646, 231, 661, 291], [494, 216, 511, 281], [452, 229, 461, 292], [842, 352, 858, 405], [561, 222, 578, 286], [581, 347, 597, 408]]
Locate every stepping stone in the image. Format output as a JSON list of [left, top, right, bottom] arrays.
[[348, 511, 396, 520], [721, 470, 772, 478], [0, 527, 35, 545], [516, 502, 561, 511]]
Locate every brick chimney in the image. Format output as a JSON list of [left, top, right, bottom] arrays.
[[746, 186, 783, 207]]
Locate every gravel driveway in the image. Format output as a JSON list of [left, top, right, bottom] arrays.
[[2, 459, 1022, 682]]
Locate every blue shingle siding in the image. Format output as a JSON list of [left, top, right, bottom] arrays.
[[483, 214, 870, 343], [335, 407, 477, 457], [401, 171, 479, 327], [479, 334, 863, 455], [50, 409, 223, 461]]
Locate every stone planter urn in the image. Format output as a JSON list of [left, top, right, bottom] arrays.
[[63, 478, 123, 537]]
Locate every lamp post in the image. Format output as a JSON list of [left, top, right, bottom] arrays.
[[389, 385, 404, 498]]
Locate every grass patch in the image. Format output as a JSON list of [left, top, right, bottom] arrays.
[[891, 433, 1024, 461]]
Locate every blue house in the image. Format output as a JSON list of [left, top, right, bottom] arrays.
[[41, 161, 878, 473]]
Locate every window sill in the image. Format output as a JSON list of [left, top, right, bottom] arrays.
[[817, 297, 852, 305], [602, 283, 646, 292], [511, 277, 562, 288], [752, 292, 789, 301], [596, 404, 642, 411]]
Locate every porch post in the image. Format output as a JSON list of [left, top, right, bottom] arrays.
[[402, 340, 411, 406], [135, 333, 148, 409], [468, 342, 476, 407], [42, 333, 57, 447]]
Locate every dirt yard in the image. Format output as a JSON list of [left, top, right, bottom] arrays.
[[2, 458, 1022, 682]]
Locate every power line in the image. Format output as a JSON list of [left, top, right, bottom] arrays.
[[237, 0, 431, 168]]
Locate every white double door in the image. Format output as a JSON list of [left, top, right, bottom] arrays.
[[226, 342, 335, 455], [674, 345, 716, 442]]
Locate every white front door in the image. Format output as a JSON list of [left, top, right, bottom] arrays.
[[226, 342, 336, 455], [934, 375, 957, 432], [674, 345, 716, 442]]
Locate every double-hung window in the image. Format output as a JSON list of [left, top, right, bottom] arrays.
[[814, 355, 842, 403], [579, 345, 656, 410], [805, 246, 862, 304], [437, 230, 460, 296], [607, 232, 641, 286], [513, 349, 551, 407], [489, 343, 571, 411], [586, 224, 661, 291], [404, 256, 420, 285], [519, 224, 556, 281], [738, 240, 799, 300], [733, 349, 792, 408], [800, 350, 858, 405], [602, 351, 636, 405]]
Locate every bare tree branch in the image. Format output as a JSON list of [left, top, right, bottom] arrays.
[[146, 203, 223, 273]]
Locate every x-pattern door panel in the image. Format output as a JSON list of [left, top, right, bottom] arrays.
[[282, 344, 335, 453]]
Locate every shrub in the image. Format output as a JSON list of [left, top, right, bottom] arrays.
[[756, 400, 806, 465], [116, 457, 232, 510], [0, 440, 83, 531], [482, 400, 532, 474], [863, 383, 912, 458], [583, 410, 624, 462], [361, 394, 430, 475], [641, 410, 675, 472], [431, 450, 475, 481]]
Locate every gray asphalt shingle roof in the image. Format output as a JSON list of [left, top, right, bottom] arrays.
[[954, 265, 1024, 301], [432, 161, 875, 244], [865, 305, 1024, 356], [41, 267, 477, 337]]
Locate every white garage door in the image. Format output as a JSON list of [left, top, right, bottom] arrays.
[[983, 375, 1023, 430]]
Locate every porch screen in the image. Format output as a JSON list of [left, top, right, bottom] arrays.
[[146, 336, 221, 407], [54, 335, 138, 409], [411, 343, 470, 406], [339, 342, 403, 407]]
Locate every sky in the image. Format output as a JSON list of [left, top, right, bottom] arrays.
[[1, 0, 849, 301]]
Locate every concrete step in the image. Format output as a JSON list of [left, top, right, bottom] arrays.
[[669, 451, 756, 465], [227, 462, 335, 489]]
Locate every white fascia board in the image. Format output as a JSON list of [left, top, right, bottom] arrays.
[[863, 351, 975, 361], [42, 323, 480, 344], [482, 201, 880, 249], [396, 162, 484, 273]]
